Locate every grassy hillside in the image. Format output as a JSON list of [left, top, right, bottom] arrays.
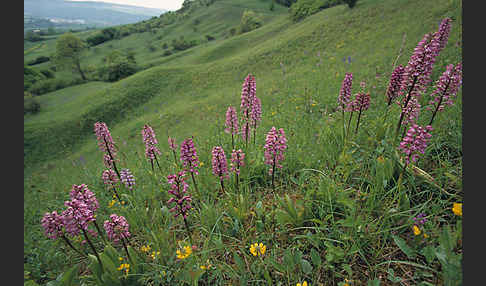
[[24, 0, 462, 285]]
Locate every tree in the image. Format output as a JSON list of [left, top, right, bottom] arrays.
[[53, 32, 87, 80]]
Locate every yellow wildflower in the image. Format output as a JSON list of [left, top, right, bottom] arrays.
[[413, 225, 421, 236], [423, 233, 429, 239], [108, 200, 116, 208], [117, 263, 130, 275], [200, 162, 204, 167], [151, 250, 160, 260], [176, 245, 192, 260], [140, 245, 151, 253], [249, 242, 266, 257], [452, 203, 462, 216], [200, 260, 212, 270], [296, 281, 308, 286]]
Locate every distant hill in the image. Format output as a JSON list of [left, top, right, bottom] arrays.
[[24, 0, 167, 28]]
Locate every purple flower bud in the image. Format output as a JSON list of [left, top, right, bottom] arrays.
[[120, 169, 136, 190], [338, 73, 353, 111], [211, 146, 229, 181], [103, 214, 130, 245], [180, 137, 200, 175], [41, 211, 64, 240], [230, 149, 245, 175], [167, 171, 192, 219], [94, 122, 117, 158], [398, 124, 433, 165], [224, 106, 239, 135], [264, 127, 287, 175], [142, 124, 161, 161]]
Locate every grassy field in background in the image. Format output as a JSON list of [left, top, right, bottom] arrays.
[[24, 0, 463, 284]]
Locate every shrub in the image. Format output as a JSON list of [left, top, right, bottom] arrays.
[[163, 50, 173, 56], [343, 0, 358, 8], [39, 68, 55, 79], [27, 56, 50, 66], [171, 36, 197, 51], [290, 0, 343, 22], [275, 0, 298, 7], [238, 10, 263, 34], [24, 65, 46, 91], [24, 93, 41, 114], [28, 78, 86, 95], [205, 34, 215, 41], [99, 50, 138, 82]]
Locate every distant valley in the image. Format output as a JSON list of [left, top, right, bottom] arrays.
[[24, 0, 166, 30]]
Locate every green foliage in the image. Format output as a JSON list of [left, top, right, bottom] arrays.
[[290, 0, 343, 22], [24, 0, 462, 284], [238, 10, 263, 34], [343, 0, 358, 8], [24, 93, 41, 114], [53, 32, 87, 80], [171, 36, 198, 51], [24, 65, 46, 91], [27, 56, 50, 66], [275, 0, 298, 7], [28, 77, 86, 96], [25, 30, 43, 42], [98, 50, 138, 82]]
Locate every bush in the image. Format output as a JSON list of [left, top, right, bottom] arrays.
[[27, 56, 50, 66], [290, 0, 343, 22], [205, 34, 215, 41], [24, 93, 41, 114], [238, 10, 263, 34], [171, 36, 197, 51], [24, 65, 46, 91], [99, 50, 138, 82], [163, 50, 173, 56], [343, 0, 358, 8], [275, 0, 298, 7], [28, 78, 86, 95], [39, 68, 55, 79]]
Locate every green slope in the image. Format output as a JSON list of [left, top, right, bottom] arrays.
[[24, 0, 462, 284]]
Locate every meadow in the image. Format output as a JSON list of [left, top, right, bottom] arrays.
[[24, 0, 463, 285]]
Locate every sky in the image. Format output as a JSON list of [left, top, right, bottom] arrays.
[[67, 0, 184, 11]]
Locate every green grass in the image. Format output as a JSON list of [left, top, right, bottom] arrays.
[[24, 0, 462, 285]]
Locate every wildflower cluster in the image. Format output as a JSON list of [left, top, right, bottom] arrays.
[[398, 124, 433, 165], [120, 168, 136, 190], [117, 263, 130, 275], [224, 106, 239, 135], [386, 65, 405, 105], [452, 202, 462, 216], [211, 146, 229, 182], [230, 149, 245, 176], [167, 171, 192, 219], [176, 245, 192, 260], [41, 211, 64, 240], [428, 62, 462, 125], [240, 73, 261, 143], [102, 169, 118, 186], [103, 214, 131, 245], [338, 72, 353, 111], [142, 124, 161, 162], [180, 137, 200, 175], [249, 242, 266, 257], [264, 127, 287, 176]]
